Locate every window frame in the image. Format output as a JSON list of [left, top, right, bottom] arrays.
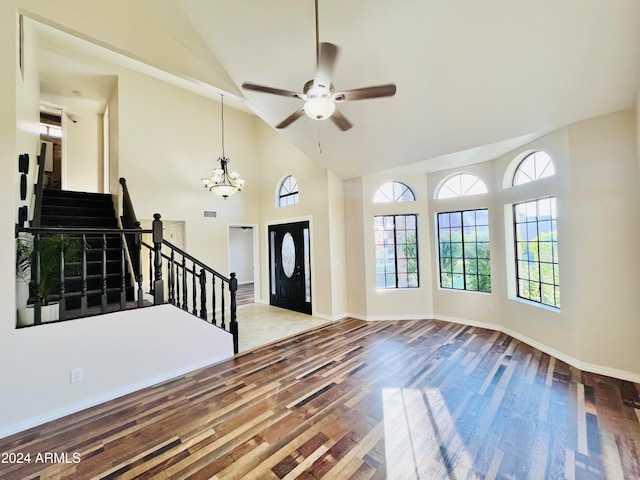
[[374, 214, 420, 289], [436, 173, 488, 199], [373, 181, 416, 203], [436, 208, 491, 293], [277, 175, 299, 207], [512, 151, 555, 186], [512, 196, 560, 308]]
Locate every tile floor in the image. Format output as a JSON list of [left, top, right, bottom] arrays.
[[236, 302, 331, 352]]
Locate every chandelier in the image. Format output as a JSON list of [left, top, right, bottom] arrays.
[[201, 94, 245, 198]]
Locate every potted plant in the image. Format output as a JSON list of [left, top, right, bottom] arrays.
[[16, 233, 83, 325]]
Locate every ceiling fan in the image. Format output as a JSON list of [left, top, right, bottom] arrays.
[[241, 0, 396, 132]]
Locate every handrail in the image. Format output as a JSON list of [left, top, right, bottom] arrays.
[[31, 142, 47, 228], [158, 239, 231, 283], [140, 237, 238, 353], [16, 217, 164, 325], [119, 178, 142, 280]]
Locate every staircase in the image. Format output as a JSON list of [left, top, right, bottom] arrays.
[[39, 189, 135, 314]]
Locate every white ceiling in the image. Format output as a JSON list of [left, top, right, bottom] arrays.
[[33, 1, 640, 179]]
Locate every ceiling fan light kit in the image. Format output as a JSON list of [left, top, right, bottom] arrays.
[[241, 0, 396, 131], [304, 96, 335, 120]]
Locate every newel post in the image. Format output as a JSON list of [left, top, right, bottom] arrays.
[[229, 272, 238, 354], [152, 213, 164, 305]]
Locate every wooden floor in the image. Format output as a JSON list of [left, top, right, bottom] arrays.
[[1, 318, 639, 479]]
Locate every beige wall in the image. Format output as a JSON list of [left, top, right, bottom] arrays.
[[254, 121, 345, 320], [0, 4, 234, 439], [350, 173, 435, 319], [64, 108, 102, 192]]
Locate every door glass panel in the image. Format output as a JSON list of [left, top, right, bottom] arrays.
[[281, 232, 296, 278], [270, 231, 276, 295], [304, 227, 311, 302]]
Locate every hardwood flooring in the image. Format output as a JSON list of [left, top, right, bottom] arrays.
[[1, 318, 639, 479]]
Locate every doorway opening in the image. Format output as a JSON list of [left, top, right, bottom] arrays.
[[229, 225, 258, 306], [39, 103, 63, 190]]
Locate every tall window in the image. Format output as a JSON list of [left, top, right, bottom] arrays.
[[374, 182, 415, 203], [514, 197, 560, 307], [513, 151, 555, 186], [437, 173, 487, 199], [374, 214, 419, 288], [437, 209, 491, 292], [277, 175, 299, 207]]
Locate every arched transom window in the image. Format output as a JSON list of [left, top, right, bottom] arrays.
[[512, 151, 555, 186], [373, 182, 415, 203], [437, 173, 488, 199], [277, 175, 299, 207]]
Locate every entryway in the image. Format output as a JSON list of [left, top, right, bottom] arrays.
[[268, 221, 312, 315]]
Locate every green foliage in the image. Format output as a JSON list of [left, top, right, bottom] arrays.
[[16, 233, 83, 305]]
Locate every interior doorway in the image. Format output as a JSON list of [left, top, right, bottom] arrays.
[[39, 103, 63, 190], [229, 226, 257, 305]]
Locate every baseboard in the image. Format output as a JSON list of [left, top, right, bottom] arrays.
[[346, 312, 640, 383], [0, 353, 232, 440]]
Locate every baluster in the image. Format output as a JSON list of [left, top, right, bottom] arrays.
[[211, 275, 217, 325], [230, 272, 238, 354], [58, 234, 66, 321], [148, 248, 153, 294], [182, 256, 188, 311], [220, 281, 226, 330], [101, 234, 108, 313], [152, 213, 164, 305], [169, 250, 176, 305], [120, 233, 126, 309], [199, 269, 207, 320], [33, 233, 42, 325], [136, 231, 144, 308], [81, 234, 88, 314], [175, 264, 181, 309], [192, 261, 197, 316]]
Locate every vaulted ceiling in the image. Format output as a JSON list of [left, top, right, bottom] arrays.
[[33, 0, 640, 179]]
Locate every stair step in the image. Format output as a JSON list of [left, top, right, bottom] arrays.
[[42, 205, 115, 218], [43, 189, 112, 201], [39, 216, 118, 227]]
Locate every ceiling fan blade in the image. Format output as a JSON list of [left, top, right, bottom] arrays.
[[242, 83, 305, 99], [330, 109, 353, 131], [333, 84, 397, 102], [275, 108, 305, 129], [313, 43, 339, 90]]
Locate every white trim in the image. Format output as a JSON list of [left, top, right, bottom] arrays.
[[0, 353, 232, 440], [345, 312, 640, 383]]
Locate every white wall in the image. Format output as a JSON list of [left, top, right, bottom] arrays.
[[255, 121, 346, 320], [64, 107, 102, 192], [435, 112, 639, 380], [0, 5, 235, 439], [357, 173, 435, 319], [0, 306, 233, 438]]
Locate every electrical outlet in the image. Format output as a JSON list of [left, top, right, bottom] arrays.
[[488, 305, 494, 313], [70, 368, 83, 384]]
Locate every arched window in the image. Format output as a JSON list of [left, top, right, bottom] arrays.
[[277, 175, 299, 207], [436, 173, 488, 199], [512, 151, 555, 186], [373, 181, 415, 203]]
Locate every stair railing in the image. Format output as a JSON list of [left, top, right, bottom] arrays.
[[140, 226, 239, 353], [15, 224, 158, 324], [30, 142, 47, 228], [119, 177, 142, 280]]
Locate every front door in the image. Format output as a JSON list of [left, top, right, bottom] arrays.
[[268, 221, 311, 314]]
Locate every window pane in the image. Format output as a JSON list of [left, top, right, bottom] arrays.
[[513, 197, 560, 308], [374, 214, 419, 289], [437, 209, 491, 293]]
